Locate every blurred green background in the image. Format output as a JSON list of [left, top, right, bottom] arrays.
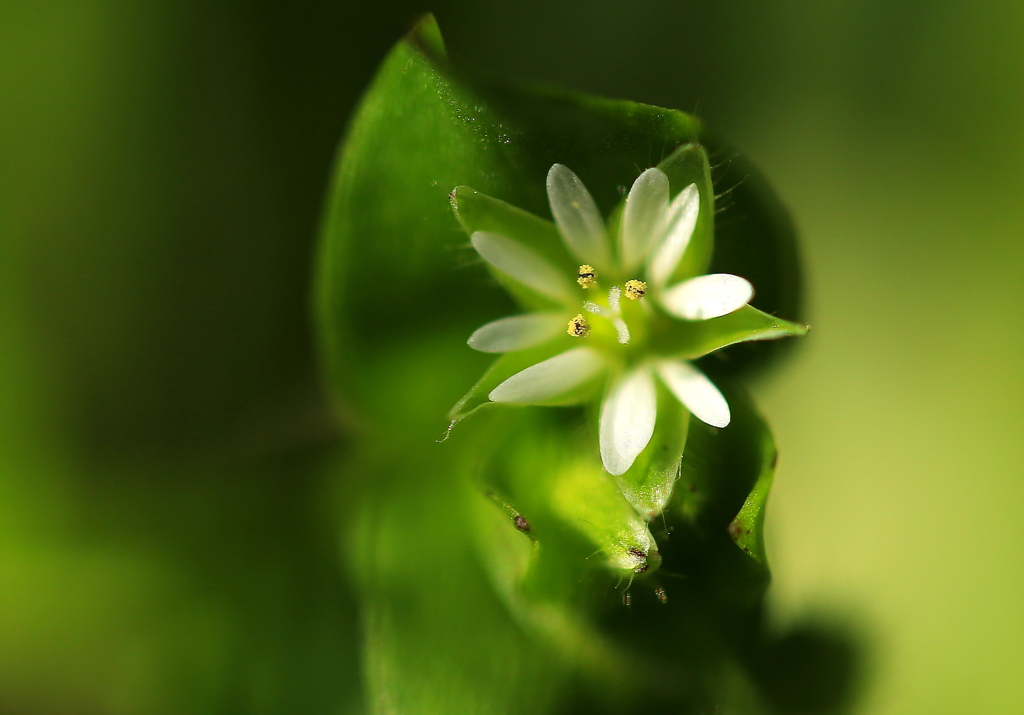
[[2, 1, 1022, 713]]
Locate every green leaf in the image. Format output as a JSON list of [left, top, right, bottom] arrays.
[[728, 416, 777, 566], [672, 386, 774, 538], [315, 15, 820, 714], [469, 483, 626, 682], [350, 449, 568, 715]]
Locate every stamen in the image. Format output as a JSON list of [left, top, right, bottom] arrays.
[[567, 314, 591, 338], [624, 279, 647, 300], [607, 286, 621, 312], [583, 288, 630, 342], [613, 318, 630, 345], [577, 264, 597, 288]]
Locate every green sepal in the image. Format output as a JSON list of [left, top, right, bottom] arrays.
[[604, 201, 625, 281], [471, 411, 660, 582], [703, 148, 805, 376], [549, 456, 661, 577], [613, 385, 690, 522], [450, 186, 577, 312], [657, 143, 716, 281], [451, 187, 575, 271], [653, 304, 809, 360], [447, 340, 606, 423]]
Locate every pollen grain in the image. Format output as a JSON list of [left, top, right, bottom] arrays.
[[624, 279, 647, 300], [577, 265, 597, 288], [567, 314, 591, 338]]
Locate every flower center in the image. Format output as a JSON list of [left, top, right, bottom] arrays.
[[584, 286, 632, 345], [572, 259, 649, 350]]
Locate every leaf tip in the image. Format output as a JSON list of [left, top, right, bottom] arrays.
[[435, 419, 457, 443], [405, 13, 447, 59], [449, 185, 475, 221]]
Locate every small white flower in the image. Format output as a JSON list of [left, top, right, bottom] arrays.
[[451, 161, 805, 476]]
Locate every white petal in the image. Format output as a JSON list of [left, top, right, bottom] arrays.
[[657, 360, 730, 428], [648, 183, 699, 286], [467, 313, 566, 353], [660, 273, 754, 320], [546, 164, 611, 269], [599, 367, 657, 476], [471, 231, 574, 303], [489, 347, 604, 404], [620, 168, 669, 271]]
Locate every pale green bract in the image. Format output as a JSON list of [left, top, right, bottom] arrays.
[[449, 148, 807, 513]]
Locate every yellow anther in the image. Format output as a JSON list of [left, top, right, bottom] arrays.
[[567, 314, 591, 338], [624, 279, 647, 300], [577, 265, 597, 288]]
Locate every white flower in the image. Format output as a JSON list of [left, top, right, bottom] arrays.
[[450, 161, 805, 477]]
